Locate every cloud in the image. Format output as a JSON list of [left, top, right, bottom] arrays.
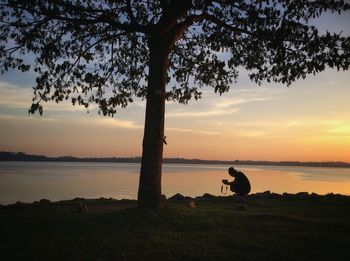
[[43, 101, 93, 113], [0, 111, 142, 130], [167, 127, 220, 135], [230, 130, 267, 137], [239, 118, 350, 140], [167, 108, 240, 118], [0, 113, 58, 122], [0, 81, 33, 109], [90, 117, 142, 129], [51, 115, 143, 130], [0, 81, 145, 131], [215, 96, 272, 109], [166, 89, 277, 119], [0, 81, 92, 113], [326, 122, 350, 135]]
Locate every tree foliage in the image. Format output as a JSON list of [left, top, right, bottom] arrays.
[[1, 0, 349, 116]]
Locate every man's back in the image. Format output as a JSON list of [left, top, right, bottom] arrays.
[[231, 171, 251, 196]]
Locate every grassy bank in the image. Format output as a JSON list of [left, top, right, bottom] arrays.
[[1, 195, 350, 260]]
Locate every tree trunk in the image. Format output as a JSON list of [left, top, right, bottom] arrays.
[[137, 34, 170, 209]]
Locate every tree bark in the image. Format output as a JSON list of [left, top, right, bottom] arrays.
[[137, 34, 170, 209], [137, 0, 191, 209]]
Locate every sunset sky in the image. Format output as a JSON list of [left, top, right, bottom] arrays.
[[0, 9, 349, 162]]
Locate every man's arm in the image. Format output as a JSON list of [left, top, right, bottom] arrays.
[[222, 179, 234, 185]]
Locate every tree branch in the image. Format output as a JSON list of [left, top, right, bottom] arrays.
[[0, 2, 150, 34], [126, 0, 138, 26], [202, 13, 274, 40], [156, 0, 192, 33]]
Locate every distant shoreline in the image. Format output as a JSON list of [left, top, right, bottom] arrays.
[[1, 151, 350, 168]]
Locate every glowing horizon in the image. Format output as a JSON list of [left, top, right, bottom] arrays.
[[1, 67, 349, 162]]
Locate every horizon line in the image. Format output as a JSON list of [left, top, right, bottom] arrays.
[[1, 151, 350, 166]]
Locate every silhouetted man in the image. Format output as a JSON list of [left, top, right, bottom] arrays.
[[222, 167, 251, 209]]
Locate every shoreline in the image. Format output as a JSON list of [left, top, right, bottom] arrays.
[[2, 190, 349, 208], [2, 151, 350, 168]]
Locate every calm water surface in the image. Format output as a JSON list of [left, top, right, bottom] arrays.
[[0, 161, 350, 204]]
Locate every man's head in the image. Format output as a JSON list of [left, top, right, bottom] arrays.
[[228, 167, 237, 177]]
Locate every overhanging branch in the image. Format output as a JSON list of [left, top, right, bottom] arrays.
[[0, 2, 150, 34]]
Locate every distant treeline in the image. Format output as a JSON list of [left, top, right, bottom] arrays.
[[0, 151, 141, 163], [1, 151, 350, 168]]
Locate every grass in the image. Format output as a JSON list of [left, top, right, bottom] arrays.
[[1, 196, 350, 260]]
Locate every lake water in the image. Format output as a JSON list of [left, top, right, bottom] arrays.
[[0, 161, 350, 204]]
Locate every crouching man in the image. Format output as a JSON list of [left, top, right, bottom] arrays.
[[222, 167, 251, 210]]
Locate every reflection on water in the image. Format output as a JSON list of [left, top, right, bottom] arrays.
[[0, 162, 349, 204]]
